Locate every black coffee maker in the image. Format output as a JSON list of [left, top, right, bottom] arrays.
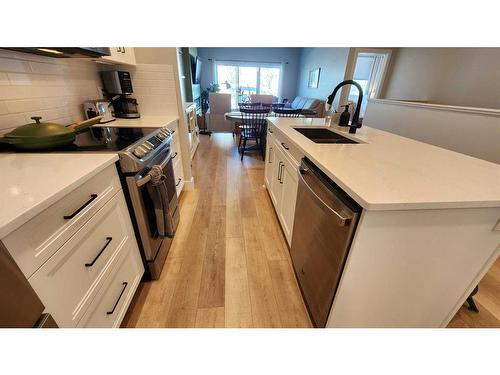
[[101, 71, 140, 119]]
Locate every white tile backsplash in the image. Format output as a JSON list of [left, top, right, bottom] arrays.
[[126, 63, 178, 116], [0, 50, 102, 134], [0, 50, 179, 134]]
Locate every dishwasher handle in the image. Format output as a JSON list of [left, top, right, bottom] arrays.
[[298, 166, 352, 227]]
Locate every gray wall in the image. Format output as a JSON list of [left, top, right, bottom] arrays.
[[196, 47, 301, 101], [296, 48, 350, 107], [383, 48, 500, 109]]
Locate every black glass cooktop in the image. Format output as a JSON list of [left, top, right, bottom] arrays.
[[0, 127, 147, 153]]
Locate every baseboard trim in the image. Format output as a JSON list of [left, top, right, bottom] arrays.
[[183, 177, 195, 190]]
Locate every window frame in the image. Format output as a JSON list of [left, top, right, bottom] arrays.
[[214, 59, 283, 99]]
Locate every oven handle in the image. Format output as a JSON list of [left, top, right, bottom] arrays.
[[136, 149, 172, 187]]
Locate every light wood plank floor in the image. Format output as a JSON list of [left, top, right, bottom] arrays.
[[448, 256, 500, 328], [122, 133, 500, 328], [122, 133, 312, 328]]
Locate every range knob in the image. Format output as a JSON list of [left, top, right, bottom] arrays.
[[143, 141, 154, 151], [133, 145, 148, 158]]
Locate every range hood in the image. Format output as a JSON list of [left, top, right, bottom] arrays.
[[6, 47, 110, 58]]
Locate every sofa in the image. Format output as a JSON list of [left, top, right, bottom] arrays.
[[250, 94, 275, 104], [286, 96, 324, 117]]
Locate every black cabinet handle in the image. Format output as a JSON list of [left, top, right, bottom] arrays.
[[85, 237, 112, 267], [176, 178, 182, 187], [107, 282, 128, 315], [268, 147, 273, 163], [277, 161, 283, 181], [64, 194, 98, 219], [281, 142, 289, 150], [172, 152, 178, 159], [279, 164, 284, 184]]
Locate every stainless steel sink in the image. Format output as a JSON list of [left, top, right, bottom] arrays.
[[293, 128, 358, 144]]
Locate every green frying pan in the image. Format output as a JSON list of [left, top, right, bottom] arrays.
[[1, 115, 103, 150]]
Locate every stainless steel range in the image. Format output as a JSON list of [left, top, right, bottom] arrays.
[[117, 127, 180, 279]]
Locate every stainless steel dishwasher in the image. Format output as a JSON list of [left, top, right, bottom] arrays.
[[290, 158, 362, 327]]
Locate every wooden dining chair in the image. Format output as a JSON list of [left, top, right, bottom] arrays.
[[273, 108, 302, 118], [239, 108, 269, 161], [233, 103, 264, 137], [239, 102, 262, 109]]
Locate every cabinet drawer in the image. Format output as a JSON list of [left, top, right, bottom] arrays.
[[171, 138, 181, 166], [173, 157, 184, 197], [274, 135, 301, 166], [77, 242, 143, 328], [3, 165, 121, 278], [28, 191, 134, 327]]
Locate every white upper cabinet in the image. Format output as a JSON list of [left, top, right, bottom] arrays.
[[101, 47, 136, 66]]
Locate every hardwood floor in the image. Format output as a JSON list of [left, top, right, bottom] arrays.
[[122, 132, 500, 328], [122, 133, 312, 328], [448, 256, 500, 328]]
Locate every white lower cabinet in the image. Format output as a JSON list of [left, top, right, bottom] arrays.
[[264, 127, 300, 246], [168, 121, 185, 197], [3, 165, 144, 328], [77, 242, 143, 328]]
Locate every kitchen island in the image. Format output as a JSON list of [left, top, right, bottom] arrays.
[[265, 117, 500, 327]]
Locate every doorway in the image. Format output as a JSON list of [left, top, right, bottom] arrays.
[[343, 49, 392, 119]]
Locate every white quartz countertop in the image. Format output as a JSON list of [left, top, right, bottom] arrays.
[[269, 117, 500, 210], [0, 153, 118, 238], [93, 115, 179, 128]]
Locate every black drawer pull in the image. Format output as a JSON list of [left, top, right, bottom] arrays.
[[107, 282, 128, 315], [85, 237, 112, 267], [176, 178, 182, 187], [172, 152, 178, 159], [64, 194, 98, 219], [281, 142, 289, 150]]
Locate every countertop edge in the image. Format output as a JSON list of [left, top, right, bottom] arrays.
[[0, 154, 119, 239]]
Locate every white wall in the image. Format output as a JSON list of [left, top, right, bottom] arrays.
[[197, 47, 301, 101], [383, 48, 500, 109], [296, 47, 350, 107], [0, 49, 103, 135]]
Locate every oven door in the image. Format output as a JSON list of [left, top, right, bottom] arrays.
[[126, 151, 179, 263]]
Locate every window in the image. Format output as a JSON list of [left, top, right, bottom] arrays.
[[215, 61, 282, 108]]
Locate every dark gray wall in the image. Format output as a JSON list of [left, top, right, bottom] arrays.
[[296, 48, 350, 107]]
